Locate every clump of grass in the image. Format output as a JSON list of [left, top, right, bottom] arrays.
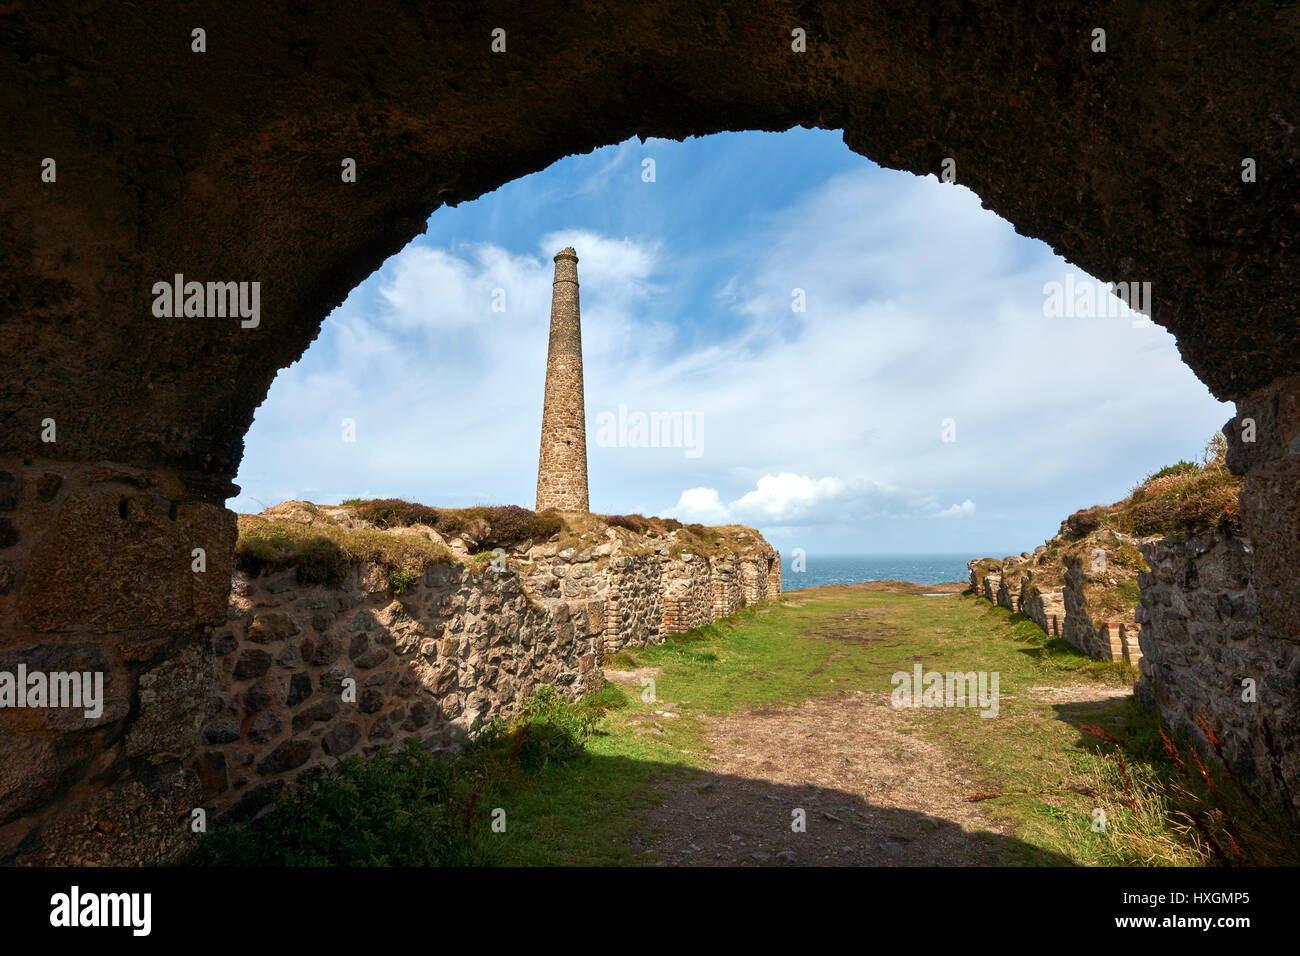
[[582, 681, 630, 713], [1052, 432, 1241, 546], [1118, 463, 1242, 537], [1149, 460, 1200, 481], [235, 514, 455, 587], [998, 609, 1138, 684], [1073, 708, 1300, 866], [1116, 579, 1141, 606], [1063, 506, 1108, 538], [191, 686, 605, 866]]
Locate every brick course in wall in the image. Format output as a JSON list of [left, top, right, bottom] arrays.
[[1018, 578, 1067, 638], [663, 552, 715, 633]]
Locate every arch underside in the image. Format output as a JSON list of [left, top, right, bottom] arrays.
[[0, 1, 1296, 862]]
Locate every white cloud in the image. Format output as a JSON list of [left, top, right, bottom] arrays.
[[672, 487, 729, 523], [937, 499, 977, 519], [233, 133, 1231, 557], [669, 472, 961, 526]]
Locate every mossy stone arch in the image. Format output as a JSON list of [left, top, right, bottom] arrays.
[[0, 1, 1296, 863]]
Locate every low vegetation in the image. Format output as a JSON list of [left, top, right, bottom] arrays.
[[192, 687, 619, 866], [1006, 434, 1240, 625], [350, 499, 565, 550], [1063, 432, 1242, 542], [235, 514, 455, 587]]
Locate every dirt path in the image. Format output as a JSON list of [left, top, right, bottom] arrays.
[[636, 683, 1129, 866]]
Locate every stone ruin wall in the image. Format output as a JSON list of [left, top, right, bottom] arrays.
[[1136, 533, 1299, 808], [205, 561, 605, 822], [972, 529, 1300, 806], [602, 555, 666, 654], [742, 554, 781, 605], [712, 553, 747, 619], [1062, 564, 1143, 664], [969, 542, 1144, 666], [662, 553, 716, 634], [1018, 577, 1067, 639], [206, 527, 782, 823]]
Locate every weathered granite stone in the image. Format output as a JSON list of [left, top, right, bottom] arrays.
[[126, 642, 217, 762], [257, 740, 314, 776]]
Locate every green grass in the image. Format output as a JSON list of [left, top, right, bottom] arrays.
[[1065, 459, 1242, 541], [235, 513, 457, 587], [194, 589, 1298, 866]]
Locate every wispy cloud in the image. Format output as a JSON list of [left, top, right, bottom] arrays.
[[232, 131, 1230, 557]]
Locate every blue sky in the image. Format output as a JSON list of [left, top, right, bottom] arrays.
[[230, 128, 1231, 559]]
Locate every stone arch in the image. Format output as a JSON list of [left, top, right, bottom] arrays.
[[1, 3, 1296, 862]]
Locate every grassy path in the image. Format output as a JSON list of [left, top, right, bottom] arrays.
[[489, 584, 1226, 866], [196, 582, 1294, 866]]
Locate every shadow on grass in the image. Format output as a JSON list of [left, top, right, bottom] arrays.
[[191, 738, 1074, 867], [622, 759, 1072, 867]]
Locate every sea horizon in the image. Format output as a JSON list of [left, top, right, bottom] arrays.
[[779, 552, 993, 590]]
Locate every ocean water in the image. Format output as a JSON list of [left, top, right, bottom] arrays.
[[781, 553, 978, 591]]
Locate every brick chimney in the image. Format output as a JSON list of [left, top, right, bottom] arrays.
[[535, 247, 589, 512]]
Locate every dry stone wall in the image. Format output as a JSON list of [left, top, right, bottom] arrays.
[[1018, 576, 1067, 638], [1063, 564, 1143, 664], [662, 553, 716, 634], [970, 530, 1147, 665], [742, 554, 781, 604], [206, 560, 604, 821], [206, 515, 781, 822], [520, 528, 779, 651], [971, 519, 1300, 806], [1135, 533, 1299, 806], [603, 555, 666, 653], [712, 554, 746, 619]]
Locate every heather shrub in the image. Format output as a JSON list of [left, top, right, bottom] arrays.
[[605, 514, 651, 533], [353, 498, 440, 528], [347, 499, 564, 550]]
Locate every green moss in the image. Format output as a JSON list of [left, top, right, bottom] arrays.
[[387, 568, 419, 595], [1149, 460, 1200, 481]]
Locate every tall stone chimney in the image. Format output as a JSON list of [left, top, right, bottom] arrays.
[[535, 247, 589, 512]]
